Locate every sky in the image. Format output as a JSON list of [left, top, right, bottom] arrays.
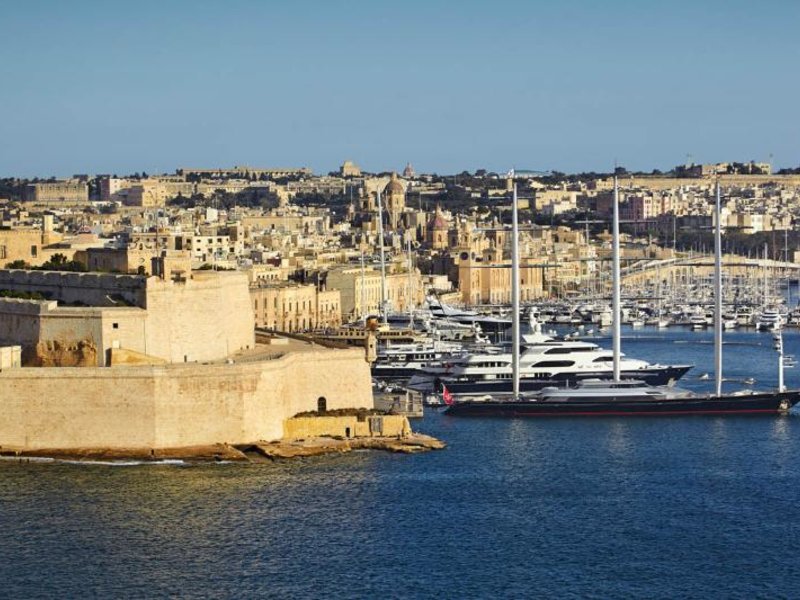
[[1, 0, 798, 178]]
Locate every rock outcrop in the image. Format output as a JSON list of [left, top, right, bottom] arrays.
[[28, 339, 98, 367], [240, 433, 446, 461]]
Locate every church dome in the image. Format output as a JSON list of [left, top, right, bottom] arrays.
[[384, 172, 404, 194], [428, 206, 448, 230]]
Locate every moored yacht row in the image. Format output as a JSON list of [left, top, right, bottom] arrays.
[[441, 178, 800, 416]]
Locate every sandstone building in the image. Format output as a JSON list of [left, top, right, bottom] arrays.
[[326, 266, 423, 320], [23, 180, 88, 205], [250, 282, 341, 331]]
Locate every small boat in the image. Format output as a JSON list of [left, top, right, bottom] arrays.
[[756, 308, 783, 332], [690, 314, 707, 330]]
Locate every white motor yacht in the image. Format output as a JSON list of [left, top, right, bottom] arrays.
[[756, 308, 783, 332], [416, 314, 691, 395]]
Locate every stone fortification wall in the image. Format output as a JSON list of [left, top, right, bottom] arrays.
[[0, 269, 147, 307], [285, 415, 410, 439], [143, 271, 254, 363], [0, 347, 372, 451], [0, 271, 254, 365], [0, 298, 146, 366]]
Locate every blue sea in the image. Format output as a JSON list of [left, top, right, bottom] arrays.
[[2, 326, 800, 598]]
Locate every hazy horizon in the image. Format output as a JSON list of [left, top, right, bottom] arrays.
[[2, 0, 798, 178]]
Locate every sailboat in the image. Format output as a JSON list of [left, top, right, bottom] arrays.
[[445, 179, 800, 417]]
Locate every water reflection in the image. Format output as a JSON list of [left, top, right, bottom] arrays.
[[604, 421, 632, 459], [708, 417, 729, 457]]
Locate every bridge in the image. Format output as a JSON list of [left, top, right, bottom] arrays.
[[620, 254, 800, 287]]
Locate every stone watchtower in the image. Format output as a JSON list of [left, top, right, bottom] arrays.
[[384, 172, 405, 230]]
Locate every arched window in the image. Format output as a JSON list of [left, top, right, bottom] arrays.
[[317, 397, 327, 412]]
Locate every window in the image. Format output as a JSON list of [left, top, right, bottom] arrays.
[[31, 246, 38, 257], [545, 347, 593, 355], [112, 323, 119, 329], [532, 360, 575, 368]]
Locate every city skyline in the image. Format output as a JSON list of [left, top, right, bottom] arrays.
[[1, 0, 798, 177]]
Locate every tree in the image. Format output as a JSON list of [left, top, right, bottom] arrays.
[[5, 259, 30, 269]]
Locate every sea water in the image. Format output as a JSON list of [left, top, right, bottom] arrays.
[[2, 326, 800, 598]]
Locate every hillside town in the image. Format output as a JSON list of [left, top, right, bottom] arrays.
[[2, 160, 800, 332]]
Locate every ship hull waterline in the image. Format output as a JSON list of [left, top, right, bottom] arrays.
[[444, 391, 800, 417]]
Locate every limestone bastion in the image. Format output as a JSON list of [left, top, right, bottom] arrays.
[[0, 260, 373, 455]]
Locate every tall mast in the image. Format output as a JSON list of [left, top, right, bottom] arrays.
[[360, 249, 366, 319], [612, 176, 621, 382], [511, 180, 521, 398], [377, 188, 387, 321], [763, 243, 768, 308], [778, 330, 785, 393], [406, 237, 414, 318], [714, 181, 723, 396]]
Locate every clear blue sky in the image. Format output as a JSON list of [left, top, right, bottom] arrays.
[[1, 0, 798, 178]]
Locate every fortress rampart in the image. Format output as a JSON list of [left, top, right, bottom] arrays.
[[0, 269, 147, 307], [0, 270, 255, 365], [0, 347, 373, 451]]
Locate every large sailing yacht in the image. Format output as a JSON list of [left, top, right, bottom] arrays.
[[445, 178, 800, 417]]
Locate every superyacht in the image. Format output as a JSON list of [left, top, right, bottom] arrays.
[[415, 313, 691, 395]]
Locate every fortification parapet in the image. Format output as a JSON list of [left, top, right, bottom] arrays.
[[0, 297, 58, 315], [0, 269, 147, 307]]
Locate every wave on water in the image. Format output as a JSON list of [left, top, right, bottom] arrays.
[[0, 456, 187, 467], [674, 340, 763, 346]]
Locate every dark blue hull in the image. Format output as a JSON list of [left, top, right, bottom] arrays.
[[444, 390, 800, 417]]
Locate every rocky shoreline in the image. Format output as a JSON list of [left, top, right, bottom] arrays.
[[239, 433, 446, 461], [0, 433, 446, 464]]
